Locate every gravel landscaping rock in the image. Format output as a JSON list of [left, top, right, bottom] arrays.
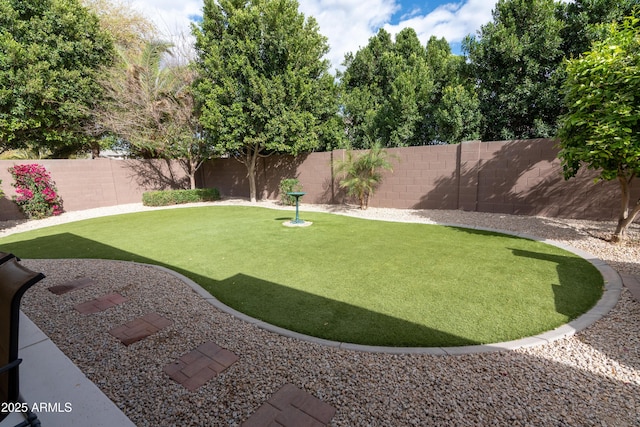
[[3, 200, 639, 426]]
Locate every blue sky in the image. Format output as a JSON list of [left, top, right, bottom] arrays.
[[130, 0, 496, 71]]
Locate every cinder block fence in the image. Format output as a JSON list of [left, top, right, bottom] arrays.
[[0, 139, 636, 222]]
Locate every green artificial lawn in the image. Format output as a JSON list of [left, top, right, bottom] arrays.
[[0, 206, 603, 347]]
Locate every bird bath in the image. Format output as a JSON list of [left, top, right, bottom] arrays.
[[283, 192, 312, 227]]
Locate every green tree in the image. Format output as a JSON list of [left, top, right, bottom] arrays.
[[464, 0, 565, 141], [557, 0, 638, 59], [0, 0, 113, 156], [334, 144, 395, 209], [96, 41, 210, 189], [426, 36, 481, 143], [558, 15, 640, 242], [434, 85, 481, 144], [193, 0, 340, 202], [340, 28, 434, 148]]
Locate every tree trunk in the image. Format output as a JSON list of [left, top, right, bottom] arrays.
[[90, 142, 100, 159], [248, 165, 257, 203], [612, 174, 640, 242], [188, 157, 197, 190], [613, 199, 640, 242], [246, 146, 259, 203]]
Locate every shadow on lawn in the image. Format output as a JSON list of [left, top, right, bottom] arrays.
[[509, 248, 603, 320], [0, 232, 477, 347], [438, 225, 604, 317]]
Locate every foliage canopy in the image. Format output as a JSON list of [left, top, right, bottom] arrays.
[[464, 0, 566, 141], [558, 14, 640, 241], [340, 30, 480, 148], [0, 0, 113, 156], [193, 0, 340, 201]]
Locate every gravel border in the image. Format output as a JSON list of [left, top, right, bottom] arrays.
[[4, 200, 640, 426]]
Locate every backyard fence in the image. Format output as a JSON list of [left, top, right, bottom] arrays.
[[0, 138, 637, 222]]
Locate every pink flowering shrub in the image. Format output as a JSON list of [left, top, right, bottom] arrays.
[[9, 164, 64, 219]]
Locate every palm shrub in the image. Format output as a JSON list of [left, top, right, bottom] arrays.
[[334, 144, 394, 209], [9, 164, 63, 219]]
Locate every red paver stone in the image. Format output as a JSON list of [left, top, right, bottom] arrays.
[[108, 313, 173, 346], [48, 277, 95, 295], [74, 293, 128, 314], [242, 384, 336, 427], [163, 341, 238, 391]]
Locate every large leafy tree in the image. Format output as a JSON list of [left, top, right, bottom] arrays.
[[464, 0, 565, 141], [558, 15, 640, 242], [193, 0, 340, 202], [341, 30, 480, 147], [340, 28, 434, 148], [0, 0, 113, 156], [426, 36, 481, 144], [557, 0, 638, 59]]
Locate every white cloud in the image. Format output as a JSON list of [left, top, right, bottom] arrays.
[[128, 0, 496, 72], [298, 0, 398, 71], [129, 0, 201, 57], [383, 0, 494, 49]]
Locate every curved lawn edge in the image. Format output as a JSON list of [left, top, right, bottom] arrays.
[[136, 226, 622, 355]]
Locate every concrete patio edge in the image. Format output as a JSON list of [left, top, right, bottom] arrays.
[[0, 313, 135, 427]]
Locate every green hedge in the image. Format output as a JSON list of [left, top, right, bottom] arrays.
[[142, 188, 221, 207]]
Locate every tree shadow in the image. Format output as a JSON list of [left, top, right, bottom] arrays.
[[256, 153, 309, 201], [418, 139, 640, 223], [509, 248, 603, 319], [201, 153, 309, 200], [0, 232, 476, 347], [124, 159, 190, 191], [201, 157, 249, 198], [317, 151, 343, 205]]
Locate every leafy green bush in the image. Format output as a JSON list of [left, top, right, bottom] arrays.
[[278, 178, 303, 206], [142, 188, 220, 206]]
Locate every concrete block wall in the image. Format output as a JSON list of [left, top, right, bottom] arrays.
[[0, 139, 637, 222], [0, 159, 189, 220], [368, 145, 460, 210], [202, 139, 635, 221], [454, 139, 629, 220]]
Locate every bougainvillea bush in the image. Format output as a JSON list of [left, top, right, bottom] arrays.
[[9, 164, 63, 219]]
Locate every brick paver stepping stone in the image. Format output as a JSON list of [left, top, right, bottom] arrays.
[[242, 383, 336, 427], [48, 277, 96, 295], [74, 293, 128, 314], [163, 341, 239, 391], [108, 313, 173, 346]]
